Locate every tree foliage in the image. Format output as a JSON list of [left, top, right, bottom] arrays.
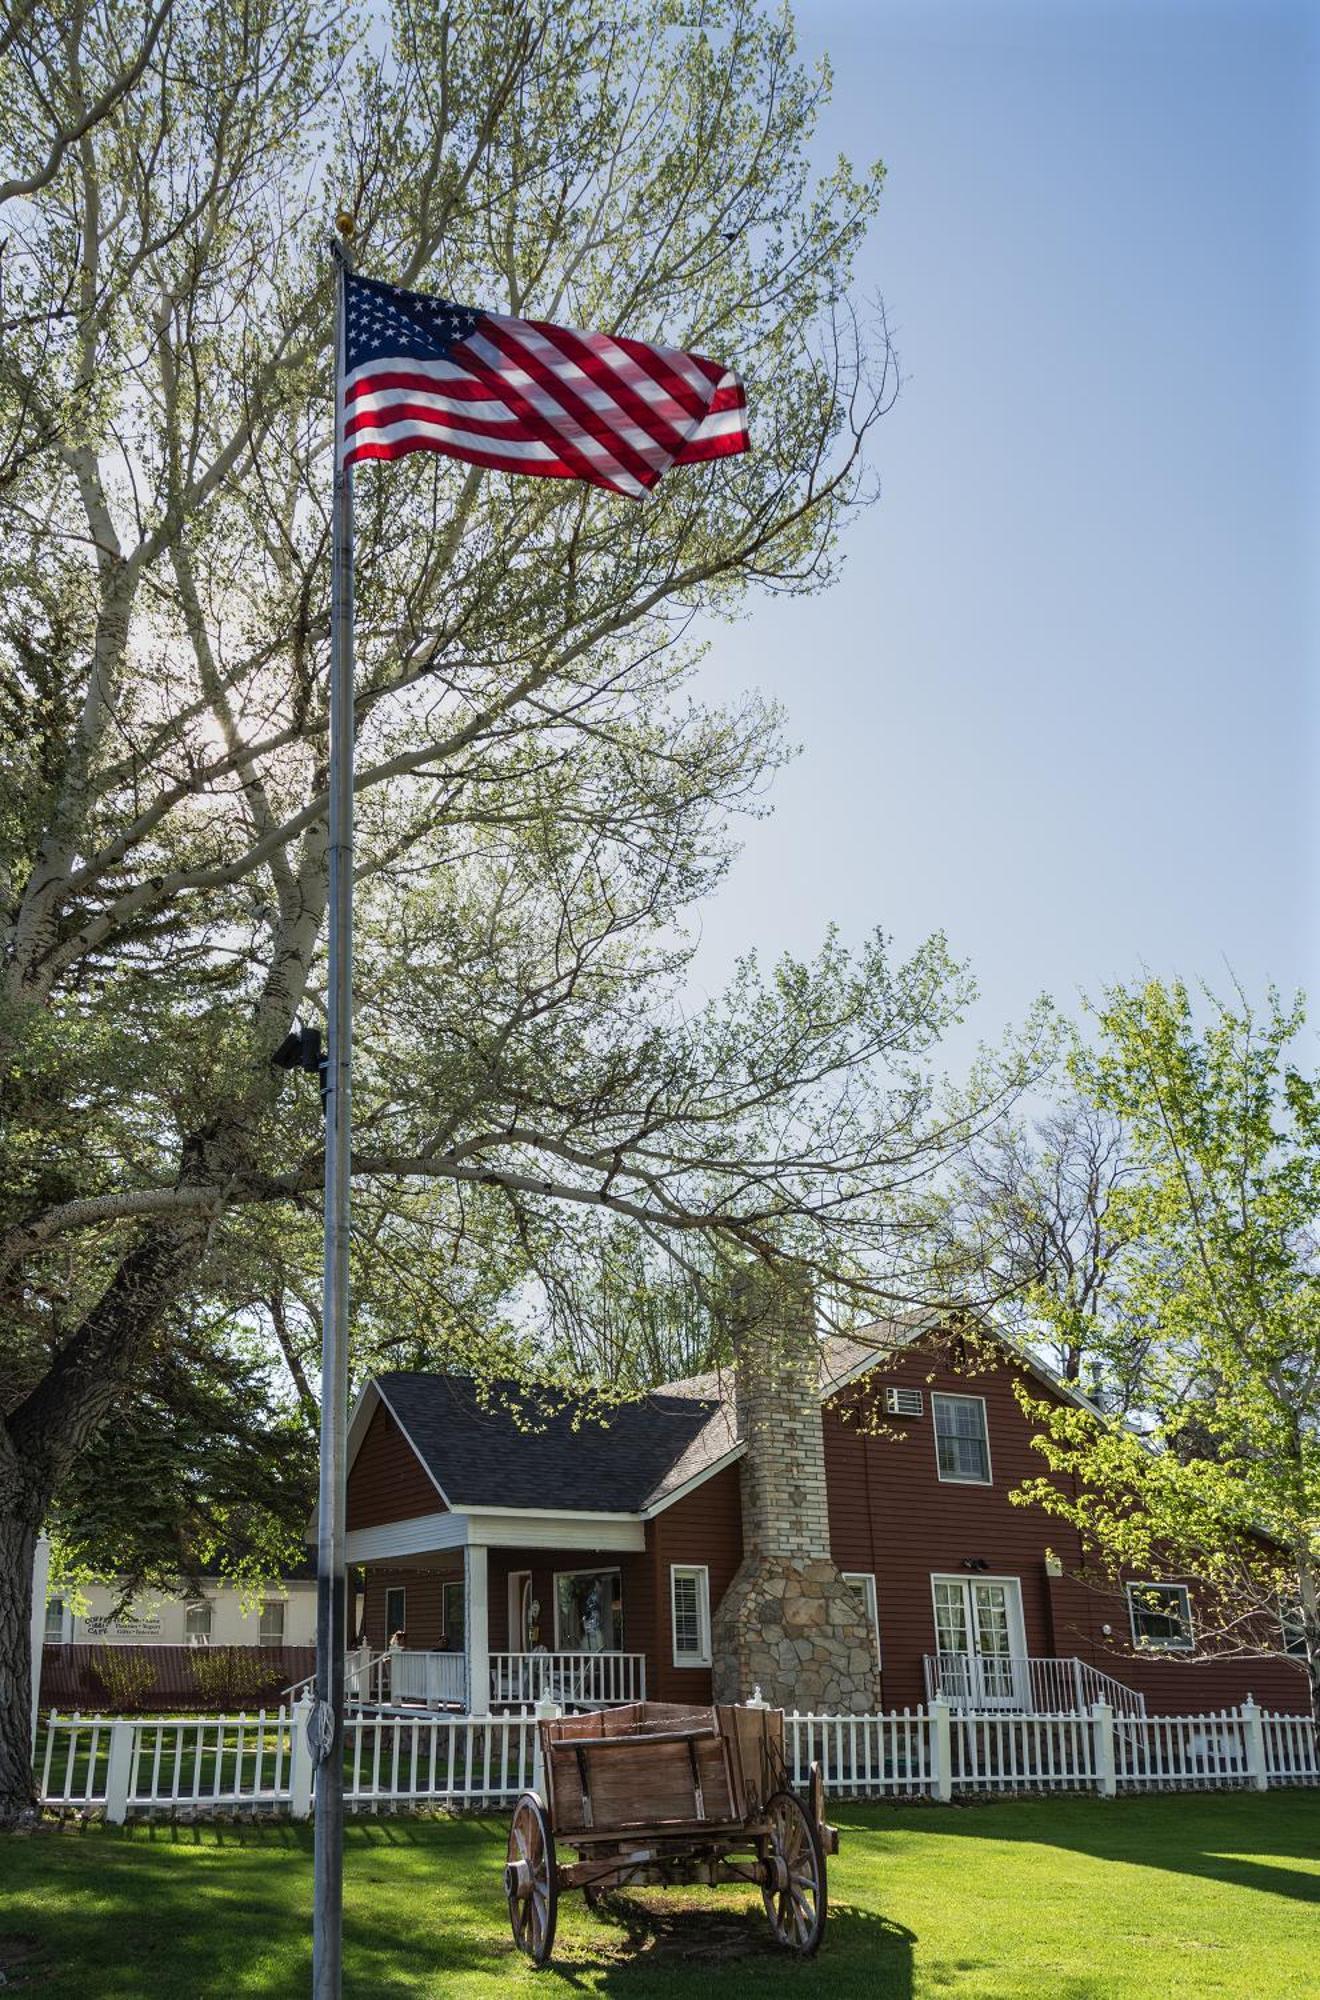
[[1009, 982, 1319, 1713], [0, 0, 1037, 1814]]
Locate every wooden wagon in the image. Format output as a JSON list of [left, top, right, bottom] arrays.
[[503, 1700, 838, 1965]]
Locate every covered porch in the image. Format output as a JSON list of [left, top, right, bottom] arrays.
[[348, 1507, 649, 1715]]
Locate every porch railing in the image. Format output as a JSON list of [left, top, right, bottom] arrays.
[[388, 1650, 468, 1708], [923, 1653, 1146, 1718], [488, 1650, 646, 1709]]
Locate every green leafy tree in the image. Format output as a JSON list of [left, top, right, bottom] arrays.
[[1012, 982, 1319, 1716]]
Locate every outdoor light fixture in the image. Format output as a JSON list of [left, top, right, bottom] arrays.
[[272, 1021, 329, 1113]]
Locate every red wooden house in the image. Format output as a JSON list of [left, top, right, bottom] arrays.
[[338, 1320, 1308, 1719]]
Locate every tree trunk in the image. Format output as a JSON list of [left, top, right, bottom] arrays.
[[0, 1468, 44, 1824], [1, 1223, 202, 1820]]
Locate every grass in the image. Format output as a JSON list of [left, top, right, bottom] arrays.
[[1, 1791, 1317, 1998]]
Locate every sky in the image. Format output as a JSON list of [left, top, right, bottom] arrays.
[[686, 0, 1317, 1067]]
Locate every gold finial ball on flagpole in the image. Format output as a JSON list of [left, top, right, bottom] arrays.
[[335, 211, 356, 241]]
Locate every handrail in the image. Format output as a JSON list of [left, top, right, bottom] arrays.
[[281, 1645, 390, 1707], [923, 1652, 1146, 1718]]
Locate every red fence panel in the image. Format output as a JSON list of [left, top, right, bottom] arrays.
[[40, 1644, 316, 1713]]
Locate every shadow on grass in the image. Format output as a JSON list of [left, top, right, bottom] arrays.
[[539, 1896, 915, 1996]]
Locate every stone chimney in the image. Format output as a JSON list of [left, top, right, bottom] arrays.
[[710, 1269, 880, 1713]]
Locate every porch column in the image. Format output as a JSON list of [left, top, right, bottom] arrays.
[[465, 1543, 490, 1716]]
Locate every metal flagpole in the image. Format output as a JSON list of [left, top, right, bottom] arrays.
[[313, 212, 356, 1999]]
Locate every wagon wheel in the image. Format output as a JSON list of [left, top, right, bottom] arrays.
[[760, 1790, 827, 1955], [505, 1792, 559, 1965]]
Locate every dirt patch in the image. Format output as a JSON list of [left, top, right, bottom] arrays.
[[0, 1932, 49, 1989]]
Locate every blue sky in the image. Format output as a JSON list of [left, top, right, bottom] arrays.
[[688, 0, 1316, 1064]]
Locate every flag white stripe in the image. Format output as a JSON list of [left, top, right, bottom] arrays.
[[346, 417, 560, 463], [494, 322, 675, 469], [347, 384, 527, 428], [462, 331, 642, 486]]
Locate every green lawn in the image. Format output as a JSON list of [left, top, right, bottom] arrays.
[[2, 1792, 1317, 1998]]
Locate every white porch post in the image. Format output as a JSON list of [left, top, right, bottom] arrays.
[[466, 1544, 490, 1716], [30, 1533, 51, 1752]]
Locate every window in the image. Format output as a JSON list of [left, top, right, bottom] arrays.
[[670, 1566, 711, 1667], [1281, 1602, 1309, 1660], [932, 1393, 992, 1484], [442, 1579, 465, 1650], [385, 1586, 407, 1641], [842, 1572, 881, 1669], [554, 1569, 623, 1653], [258, 1599, 285, 1647], [44, 1596, 66, 1644], [184, 1599, 212, 1642], [1126, 1582, 1194, 1651]]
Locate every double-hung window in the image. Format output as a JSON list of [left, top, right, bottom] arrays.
[[1126, 1582, 1194, 1651], [258, 1599, 286, 1648], [670, 1565, 711, 1668], [44, 1596, 67, 1644], [385, 1585, 407, 1641], [932, 1393, 992, 1484]]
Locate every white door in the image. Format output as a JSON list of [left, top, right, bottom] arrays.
[[933, 1577, 1026, 1709]]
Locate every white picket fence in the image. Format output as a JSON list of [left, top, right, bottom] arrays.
[[784, 1698, 1319, 1801], [38, 1697, 537, 1820], [36, 1695, 1317, 1819]]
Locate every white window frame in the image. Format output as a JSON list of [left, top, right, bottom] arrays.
[[184, 1598, 213, 1642], [44, 1595, 68, 1645], [384, 1584, 407, 1639], [1126, 1581, 1195, 1652], [842, 1572, 881, 1668], [552, 1567, 623, 1653], [258, 1599, 286, 1648], [669, 1564, 712, 1668], [932, 1392, 993, 1485]]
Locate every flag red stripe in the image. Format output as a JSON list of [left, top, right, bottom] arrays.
[[345, 434, 579, 478], [345, 367, 501, 405], [511, 314, 709, 429], [510, 321, 692, 458], [472, 321, 663, 493], [455, 331, 647, 495]]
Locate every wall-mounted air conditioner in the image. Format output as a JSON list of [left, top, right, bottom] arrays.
[[884, 1386, 924, 1418]]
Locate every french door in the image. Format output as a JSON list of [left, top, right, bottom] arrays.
[[932, 1576, 1026, 1709]]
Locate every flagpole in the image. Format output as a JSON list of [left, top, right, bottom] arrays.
[[313, 212, 356, 2000]]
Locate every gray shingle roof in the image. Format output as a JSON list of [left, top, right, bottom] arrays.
[[373, 1372, 723, 1513], [371, 1323, 940, 1517]]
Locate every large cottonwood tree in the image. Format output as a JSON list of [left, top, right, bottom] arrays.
[[0, 0, 1026, 1815]]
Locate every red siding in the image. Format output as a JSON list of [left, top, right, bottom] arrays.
[[361, 1563, 462, 1650], [645, 1465, 745, 1703], [347, 1400, 444, 1530], [821, 1342, 1308, 1716]]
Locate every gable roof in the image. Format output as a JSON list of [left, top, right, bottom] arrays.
[[373, 1371, 723, 1514], [354, 1317, 1101, 1524]]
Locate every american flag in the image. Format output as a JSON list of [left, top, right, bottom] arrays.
[[340, 272, 749, 500]]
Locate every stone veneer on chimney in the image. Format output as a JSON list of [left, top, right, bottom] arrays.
[[710, 1270, 881, 1714]]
